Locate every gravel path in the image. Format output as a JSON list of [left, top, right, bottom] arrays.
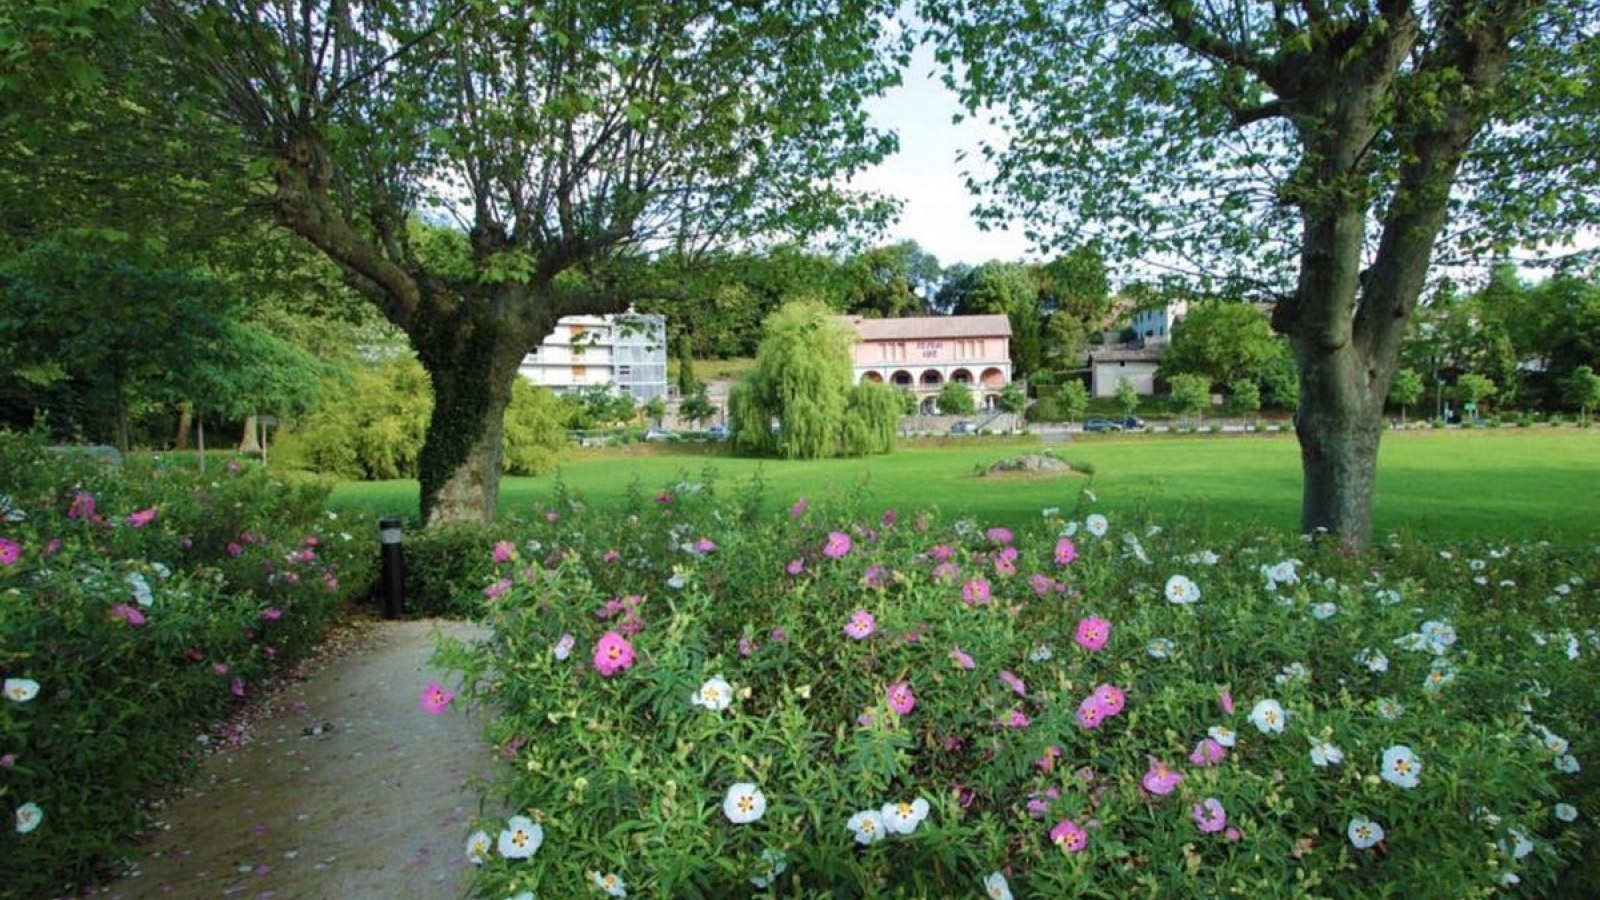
[[82, 619, 495, 900]]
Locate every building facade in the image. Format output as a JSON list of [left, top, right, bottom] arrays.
[[838, 314, 1013, 413], [518, 312, 668, 402]]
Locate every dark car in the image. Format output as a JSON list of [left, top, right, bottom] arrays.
[[705, 424, 729, 440], [1082, 418, 1124, 432], [949, 420, 978, 435], [1118, 415, 1147, 430]]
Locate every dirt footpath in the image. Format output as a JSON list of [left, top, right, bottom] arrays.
[[84, 619, 496, 900]]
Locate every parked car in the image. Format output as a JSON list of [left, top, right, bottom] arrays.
[[705, 424, 729, 439], [644, 427, 675, 442], [949, 420, 978, 435], [1082, 418, 1124, 432], [1118, 415, 1147, 430]]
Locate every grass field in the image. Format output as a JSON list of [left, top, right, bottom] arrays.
[[326, 428, 1600, 544]]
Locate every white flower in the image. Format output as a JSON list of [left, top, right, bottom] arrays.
[[1207, 724, 1237, 748], [692, 676, 734, 712], [465, 829, 492, 864], [1249, 699, 1287, 734], [1274, 663, 1308, 686], [666, 571, 687, 590], [1265, 559, 1300, 586], [1028, 644, 1054, 662], [14, 801, 42, 834], [1556, 754, 1581, 774], [750, 848, 788, 888], [1376, 696, 1404, 719], [1347, 816, 1384, 849], [1085, 514, 1109, 538], [506, 892, 535, 900], [4, 678, 39, 703], [1538, 726, 1571, 756], [126, 572, 154, 607], [1419, 620, 1457, 654], [552, 634, 575, 661], [723, 782, 767, 825], [880, 798, 931, 835], [1146, 638, 1174, 660], [1041, 506, 1060, 519], [1355, 648, 1389, 673], [0, 495, 24, 522], [589, 871, 627, 898], [1186, 550, 1220, 566], [1310, 602, 1337, 620], [1373, 587, 1402, 605], [1381, 745, 1422, 789], [1422, 663, 1457, 693], [1555, 803, 1579, 822], [1567, 633, 1582, 661], [847, 809, 887, 844], [497, 815, 543, 859], [983, 872, 1014, 900], [1508, 828, 1535, 860], [1164, 574, 1201, 604], [1060, 520, 1079, 537], [1310, 739, 1344, 767]]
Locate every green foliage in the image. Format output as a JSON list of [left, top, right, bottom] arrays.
[[0, 431, 373, 899], [1388, 368, 1426, 420], [936, 381, 978, 416], [1113, 378, 1139, 418], [1260, 351, 1301, 411], [731, 300, 874, 460], [1455, 373, 1498, 407], [1560, 365, 1600, 420], [503, 381, 566, 477], [678, 387, 718, 428], [1227, 379, 1261, 417], [1168, 373, 1211, 420], [438, 489, 1600, 900], [997, 382, 1028, 415], [276, 354, 432, 481], [1159, 303, 1280, 391], [844, 381, 902, 455]]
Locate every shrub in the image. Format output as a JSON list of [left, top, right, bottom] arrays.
[[0, 432, 373, 898], [435, 485, 1600, 900]]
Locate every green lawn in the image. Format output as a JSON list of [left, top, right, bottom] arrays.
[[326, 428, 1600, 544]]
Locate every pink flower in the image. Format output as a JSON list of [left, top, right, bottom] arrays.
[[824, 531, 853, 559], [789, 497, 808, 518], [0, 753, 15, 768], [1001, 708, 1031, 729], [881, 509, 898, 526], [67, 492, 96, 519], [1091, 684, 1125, 717], [419, 681, 454, 715], [1036, 745, 1062, 772], [126, 507, 158, 528], [1029, 573, 1057, 595], [692, 537, 717, 554], [1075, 697, 1105, 729], [603, 549, 621, 563], [999, 670, 1027, 697], [863, 564, 888, 589], [950, 645, 976, 670], [231, 678, 246, 698], [933, 561, 960, 583], [1026, 786, 1060, 817], [593, 631, 635, 676], [42, 538, 60, 556], [1141, 759, 1183, 795], [738, 634, 756, 657], [1189, 738, 1227, 767], [1074, 617, 1111, 651], [986, 527, 1014, 545], [1192, 797, 1228, 833], [492, 540, 516, 563], [110, 603, 146, 626], [483, 578, 512, 600], [961, 577, 992, 605], [1220, 689, 1235, 715], [226, 542, 244, 557], [929, 544, 953, 562], [544, 511, 559, 522], [1050, 818, 1089, 853], [887, 681, 916, 714], [1054, 538, 1078, 566], [786, 558, 805, 576], [0, 538, 19, 566], [843, 609, 876, 640], [655, 492, 674, 504], [1225, 826, 1243, 842], [212, 661, 229, 676], [261, 607, 284, 621], [993, 548, 1018, 576]]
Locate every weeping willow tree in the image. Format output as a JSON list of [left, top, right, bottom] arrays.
[[729, 300, 897, 459]]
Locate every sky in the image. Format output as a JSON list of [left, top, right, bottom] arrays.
[[849, 44, 1037, 270]]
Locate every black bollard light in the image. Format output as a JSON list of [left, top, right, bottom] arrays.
[[379, 517, 404, 619]]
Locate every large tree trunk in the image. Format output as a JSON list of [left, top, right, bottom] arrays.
[[174, 401, 192, 450], [410, 294, 543, 527]]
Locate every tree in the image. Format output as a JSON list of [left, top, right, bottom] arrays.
[[674, 337, 699, 398], [1228, 379, 1262, 423], [644, 396, 668, 428], [502, 380, 568, 476], [925, 0, 1600, 545], [153, 0, 904, 525], [1159, 303, 1281, 391], [997, 382, 1028, 415], [1454, 373, 1497, 418], [1561, 365, 1600, 423], [1058, 380, 1090, 423], [937, 381, 977, 416], [1168, 374, 1211, 425], [1114, 379, 1140, 419], [946, 261, 1044, 378], [844, 241, 942, 318], [678, 388, 717, 428], [729, 299, 893, 458], [1388, 368, 1426, 424]]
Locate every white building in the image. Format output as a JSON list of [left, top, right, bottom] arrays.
[[1130, 300, 1188, 344], [518, 311, 667, 402]]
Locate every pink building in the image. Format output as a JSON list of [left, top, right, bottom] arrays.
[[838, 315, 1014, 413]]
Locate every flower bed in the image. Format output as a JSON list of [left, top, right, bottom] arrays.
[[0, 435, 375, 899], [440, 484, 1600, 900]]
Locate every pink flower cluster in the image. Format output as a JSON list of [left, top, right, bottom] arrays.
[[1074, 683, 1126, 729]]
